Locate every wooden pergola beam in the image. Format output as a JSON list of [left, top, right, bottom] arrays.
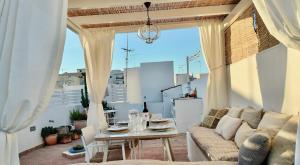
[[68, 0, 240, 10], [69, 5, 235, 26]]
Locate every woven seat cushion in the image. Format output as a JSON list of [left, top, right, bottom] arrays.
[[266, 115, 298, 165], [72, 160, 238, 165], [189, 126, 239, 161], [200, 108, 228, 129]]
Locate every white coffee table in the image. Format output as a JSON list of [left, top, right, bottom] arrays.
[[95, 119, 178, 162]]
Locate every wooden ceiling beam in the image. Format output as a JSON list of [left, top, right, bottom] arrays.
[[223, 0, 253, 29], [69, 5, 235, 26], [68, 0, 239, 9]]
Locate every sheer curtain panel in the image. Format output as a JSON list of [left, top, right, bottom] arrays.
[[80, 29, 115, 131], [198, 18, 228, 119], [252, 0, 300, 50], [0, 0, 67, 164]]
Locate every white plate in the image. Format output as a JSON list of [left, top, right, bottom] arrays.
[[150, 118, 169, 123], [148, 125, 172, 131], [117, 121, 129, 125], [107, 126, 128, 132]]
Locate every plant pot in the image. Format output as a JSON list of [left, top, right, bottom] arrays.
[[72, 133, 81, 140], [60, 136, 72, 144], [74, 120, 87, 129], [45, 134, 57, 145]]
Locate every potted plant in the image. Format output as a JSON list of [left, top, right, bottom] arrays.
[[58, 133, 72, 144], [71, 129, 82, 140], [41, 126, 58, 145], [70, 108, 87, 129]]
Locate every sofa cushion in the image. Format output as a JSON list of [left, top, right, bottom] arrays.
[[189, 126, 239, 161], [258, 111, 292, 136], [227, 107, 243, 118], [200, 108, 228, 129], [215, 115, 242, 140], [238, 131, 272, 165], [240, 108, 262, 128], [234, 122, 256, 148], [266, 115, 298, 165]]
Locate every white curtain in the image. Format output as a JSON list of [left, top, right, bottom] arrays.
[[80, 29, 115, 131], [252, 1, 300, 164], [0, 0, 67, 165], [252, 0, 300, 50], [198, 18, 228, 118]]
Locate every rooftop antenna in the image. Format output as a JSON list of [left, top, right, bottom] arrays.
[[121, 33, 134, 89], [186, 51, 201, 81]]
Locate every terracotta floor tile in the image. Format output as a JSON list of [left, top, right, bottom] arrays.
[[20, 134, 188, 165]]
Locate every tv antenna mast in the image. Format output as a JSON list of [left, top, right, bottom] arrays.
[[186, 51, 201, 81], [121, 33, 134, 88]]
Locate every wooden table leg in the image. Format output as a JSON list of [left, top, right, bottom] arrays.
[[129, 140, 133, 159], [139, 140, 143, 159], [167, 138, 175, 161], [162, 138, 173, 161], [103, 140, 109, 162]]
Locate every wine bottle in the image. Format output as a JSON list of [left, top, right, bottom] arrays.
[[143, 96, 148, 113], [143, 96, 149, 126]]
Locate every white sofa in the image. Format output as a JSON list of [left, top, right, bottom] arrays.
[[187, 111, 297, 164]]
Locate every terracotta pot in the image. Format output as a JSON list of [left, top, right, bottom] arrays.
[[45, 134, 57, 146], [72, 134, 81, 140], [60, 136, 72, 144], [74, 120, 87, 129]]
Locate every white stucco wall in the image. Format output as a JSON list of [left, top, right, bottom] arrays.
[[176, 74, 189, 85], [140, 61, 175, 102], [181, 74, 208, 98], [17, 86, 83, 153], [228, 44, 300, 115], [127, 67, 142, 104], [109, 102, 164, 121], [162, 86, 183, 117]]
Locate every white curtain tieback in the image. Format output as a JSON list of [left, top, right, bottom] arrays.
[[0, 129, 9, 134], [210, 64, 226, 71]]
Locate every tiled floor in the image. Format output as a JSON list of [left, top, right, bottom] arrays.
[[20, 134, 188, 165]]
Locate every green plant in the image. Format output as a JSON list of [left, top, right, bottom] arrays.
[[57, 132, 72, 143], [80, 72, 89, 109], [102, 100, 108, 109], [71, 128, 82, 135], [41, 126, 57, 139], [73, 145, 84, 150], [102, 100, 114, 110], [70, 108, 87, 122]]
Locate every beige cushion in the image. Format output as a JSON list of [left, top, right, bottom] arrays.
[[234, 122, 256, 148], [267, 115, 298, 165], [258, 111, 292, 136], [73, 160, 238, 165], [201, 108, 228, 129], [240, 108, 262, 128], [215, 115, 242, 140], [189, 126, 239, 161], [227, 107, 243, 118], [238, 131, 272, 165]]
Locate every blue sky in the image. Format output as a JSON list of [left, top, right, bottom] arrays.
[[60, 28, 208, 75]]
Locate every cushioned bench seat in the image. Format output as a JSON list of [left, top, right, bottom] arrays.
[[188, 126, 239, 161], [72, 160, 237, 165]]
